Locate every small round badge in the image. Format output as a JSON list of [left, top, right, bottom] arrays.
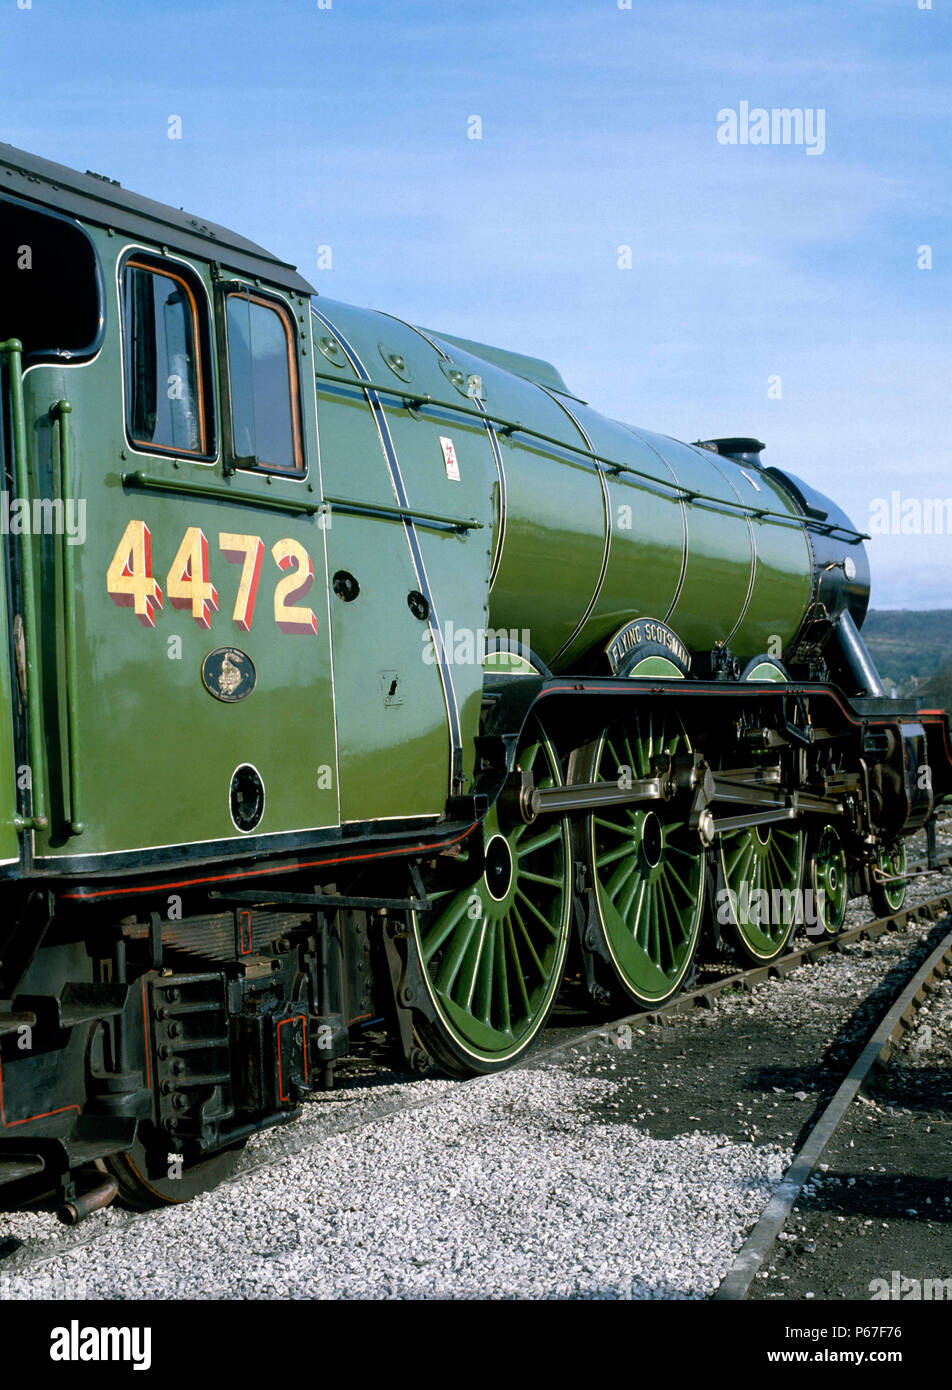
[[202, 647, 256, 703]]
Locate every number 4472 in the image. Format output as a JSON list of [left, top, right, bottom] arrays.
[[106, 520, 318, 635]]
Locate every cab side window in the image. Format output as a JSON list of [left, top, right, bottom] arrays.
[[224, 288, 303, 475], [121, 256, 212, 457]]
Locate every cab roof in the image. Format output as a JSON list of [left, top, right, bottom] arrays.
[[0, 142, 315, 296]]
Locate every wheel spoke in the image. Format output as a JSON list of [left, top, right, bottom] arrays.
[[421, 893, 472, 964], [657, 879, 677, 964], [515, 887, 560, 936], [504, 914, 531, 1017], [459, 916, 489, 1009], [593, 815, 633, 838], [511, 903, 546, 978], [725, 837, 751, 876], [617, 870, 642, 924], [518, 825, 562, 857], [647, 890, 660, 964], [596, 841, 636, 869], [474, 918, 496, 1022], [520, 869, 563, 888], [586, 710, 703, 1005], [606, 858, 637, 901], [663, 856, 692, 902], [492, 921, 511, 1034], [770, 834, 797, 878], [659, 872, 685, 947], [434, 913, 479, 993]]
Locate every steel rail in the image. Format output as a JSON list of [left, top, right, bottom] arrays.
[[714, 912, 952, 1301]]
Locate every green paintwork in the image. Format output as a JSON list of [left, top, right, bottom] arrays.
[[0, 349, 24, 861], [874, 843, 908, 914], [1, 340, 47, 834], [313, 300, 493, 819], [718, 654, 803, 960], [52, 400, 83, 836], [744, 659, 788, 682], [0, 154, 836, 875], [719, 824, 805, 961], [18, 253, 341, 862], [812, 825, 848, 936], [482, 650, 538, 675], [411, 717, 572, 1068], [625, 655, 685, 678], [586, 711, 703, 1004]]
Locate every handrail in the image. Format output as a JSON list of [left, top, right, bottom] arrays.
[[51, 401, 83, 836], [122, 470, 482, 534], [0, 339, 48, 831], [321, 496, 483, 534], [121, 469, 324, 514], [314, 367, 869, 542]]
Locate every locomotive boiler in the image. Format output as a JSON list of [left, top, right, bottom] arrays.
[[0, 143, 949, 1211]]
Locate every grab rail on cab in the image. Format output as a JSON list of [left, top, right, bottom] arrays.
[[0, 338, 48, 833]]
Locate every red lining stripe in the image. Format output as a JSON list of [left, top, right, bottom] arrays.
[[276, 1014, 307, 1102], [0, 1055, 81, 1129], [60, 824, 479, 902]]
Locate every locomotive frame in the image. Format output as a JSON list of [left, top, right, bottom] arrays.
[[1, 143, 950, 1213]]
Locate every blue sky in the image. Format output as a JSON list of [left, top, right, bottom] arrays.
[[2, 0, 949, 607]]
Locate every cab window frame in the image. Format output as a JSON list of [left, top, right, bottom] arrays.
[[218, 281, 306, 479], [118, 248, 217, 463], [3, 193, 106, 367]]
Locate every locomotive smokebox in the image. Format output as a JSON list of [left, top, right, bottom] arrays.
[[766, 466, 883, 696]]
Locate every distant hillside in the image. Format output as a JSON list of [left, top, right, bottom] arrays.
[[861, 610, 952, 696], [918, 657, 952, 714]]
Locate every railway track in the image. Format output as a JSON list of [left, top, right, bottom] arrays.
[[2, 862, 951, 1293], [715, 911, 952, 1299]]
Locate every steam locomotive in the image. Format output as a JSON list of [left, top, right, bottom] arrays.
[[0, 144, 948, 1213]]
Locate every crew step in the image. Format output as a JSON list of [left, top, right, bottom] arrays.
[[66, 1136, 135, 1165], [57, 982, 126, 1029], [0, 1155, 44, 1187], [0, 1012, 36, 1036]]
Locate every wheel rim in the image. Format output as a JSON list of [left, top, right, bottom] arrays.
[[719, 823, 805, 960], [877, 842, 908, 912], [412, 718, 572, 1067], [587, 712, 704, 1004], [812, 825, 848, 935], [102, 1138, 246, 1210]]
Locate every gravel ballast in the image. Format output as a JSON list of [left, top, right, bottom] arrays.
[[1, 1067, 790, 1300]]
